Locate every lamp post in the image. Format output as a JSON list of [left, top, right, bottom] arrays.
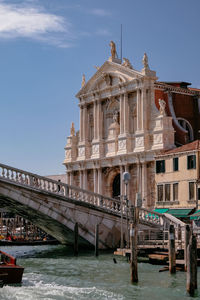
[[123, 171, 131, 248]]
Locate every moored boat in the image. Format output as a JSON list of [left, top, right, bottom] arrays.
[[0, 250, 24, 284]]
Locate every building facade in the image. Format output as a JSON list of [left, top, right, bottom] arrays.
[[155, 140, 200, 211], [63, 42, 200, 209]]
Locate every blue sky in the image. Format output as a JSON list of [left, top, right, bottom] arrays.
[[0, 0, 199, 175]]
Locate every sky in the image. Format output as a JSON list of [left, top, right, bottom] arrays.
[[0, 0, 200, 176]]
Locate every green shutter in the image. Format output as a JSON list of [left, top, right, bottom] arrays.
[[193, 155, 196, 169], [187, 156, 190, 169], [162, 160, 165, 173], [173, 157, 178, 171]]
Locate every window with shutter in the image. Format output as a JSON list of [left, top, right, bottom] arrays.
[[173, 157, 179, 171]]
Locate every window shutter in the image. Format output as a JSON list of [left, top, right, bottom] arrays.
[[162, 161, 165, 173], [187, 156, 189, 169], [193, 155, 196, 169], [156, 161, 159, 173]]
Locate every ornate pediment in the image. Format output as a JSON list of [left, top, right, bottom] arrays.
[[76, 60, 144, 98]]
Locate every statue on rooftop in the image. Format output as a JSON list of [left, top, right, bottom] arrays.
[[70, 122, 75, 136], [109, 41, 116, 60], [122, 57, 133, 69], [158, 99, 166, 116], [142, 52, 149, 69], [81, 74, 86, 87]]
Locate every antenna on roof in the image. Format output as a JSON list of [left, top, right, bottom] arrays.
[[120, 24, 123, 62]]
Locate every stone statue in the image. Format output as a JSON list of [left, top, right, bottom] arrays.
[[109, 41, 116, 60], [158, 99, 166, 116], [122, 57, 133, 69], [113, 110, 119, 123], [142, 52, 149, 69], [70, 122, 75, 136], [81, 74, 86, 87]]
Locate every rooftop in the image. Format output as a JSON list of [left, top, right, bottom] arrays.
[[158, 140, 200, 156]]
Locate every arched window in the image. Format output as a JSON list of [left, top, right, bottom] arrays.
[[177, 118, 194, 142]]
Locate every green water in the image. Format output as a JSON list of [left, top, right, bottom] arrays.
[[0, 244, 199, 299]]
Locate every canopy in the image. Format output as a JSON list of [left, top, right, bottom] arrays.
[[190, 210, 200, 220], [153, 208, 169, 214], [167, 208, 193, 218]]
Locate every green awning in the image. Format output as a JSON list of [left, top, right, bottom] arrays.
[[153, 208, 169, 214], [190, 210, 200, 220], [167, 209, 193, 218]]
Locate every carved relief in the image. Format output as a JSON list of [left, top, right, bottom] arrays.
[[118, 140, 126, 150], [154, 133, 162, 144], [136, 137, 144, 147], [78, 147, 85, 157], [65, 149, 71, 159], [92, 144, 99, 155], [107, 142, 115, 153]]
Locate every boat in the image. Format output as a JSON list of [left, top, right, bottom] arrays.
[[0, 250, 24, 284]]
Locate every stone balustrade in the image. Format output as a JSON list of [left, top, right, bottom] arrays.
[[0, 163, 184, 231], [0, 163, 121, 214]]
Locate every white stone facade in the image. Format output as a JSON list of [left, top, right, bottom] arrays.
[[63, 48, 175, 208]]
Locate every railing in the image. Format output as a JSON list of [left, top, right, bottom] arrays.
[[0, 163, 121, 214], [0, 163, 185, 230], [138, 228, 184, 250]]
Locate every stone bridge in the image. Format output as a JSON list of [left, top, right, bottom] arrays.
[[0, 163, 183, 249]]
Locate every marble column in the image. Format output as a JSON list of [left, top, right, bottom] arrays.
[[83, 170, 87, 190], [96, 100, 102, 140], [142, 163, 147, 207], [69, 172, 73, 186], [136, 89, 141, 131], [93, 168, 97, 193], [120, 94, 124, 134], [79, 107, 83, 142], [97, 168, 102, 194], [124, 93, 129, 134], [83, 105, 87, 141], [93, 101, 97, 140], [120, 165, 125, 198], [79, 170, 83, 189], [66, 172, 70, 185]]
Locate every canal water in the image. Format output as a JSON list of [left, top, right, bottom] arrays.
[[0, 244, 200, 299]]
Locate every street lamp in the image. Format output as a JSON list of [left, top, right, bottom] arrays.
[[123, 171, 131, 248]]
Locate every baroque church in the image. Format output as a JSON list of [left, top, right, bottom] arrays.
[[63, 41, 200, 209]]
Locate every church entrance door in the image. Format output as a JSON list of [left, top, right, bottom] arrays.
[[112, 173, 120, 198]]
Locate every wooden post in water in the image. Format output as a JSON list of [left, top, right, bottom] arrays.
[[95, 224, 99, 257], [74, 222, 78, 256], [184, 225, 191, 271], [169, 224, 176, 274], [130, 206, 138, 283], [187, 234, 197, 296]]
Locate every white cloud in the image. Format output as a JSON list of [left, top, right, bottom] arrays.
[[0, 2, 73, 47]]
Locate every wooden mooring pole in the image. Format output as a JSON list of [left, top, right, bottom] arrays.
[[74, 222, 78, 256], [184, 224, 191, 271], [130, 206, 138, 283], [169, 224, 176, 274], [95, 224, 99, 257], [186, 234, 197, 296]]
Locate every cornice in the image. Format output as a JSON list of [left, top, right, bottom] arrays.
[[155, 82, 200, 96]]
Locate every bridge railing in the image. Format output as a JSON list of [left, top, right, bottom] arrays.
[[0, 163, 121, 214], [0, 163, 185, 231]]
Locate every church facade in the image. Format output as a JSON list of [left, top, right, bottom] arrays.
[[63, 42, 200, 209]]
